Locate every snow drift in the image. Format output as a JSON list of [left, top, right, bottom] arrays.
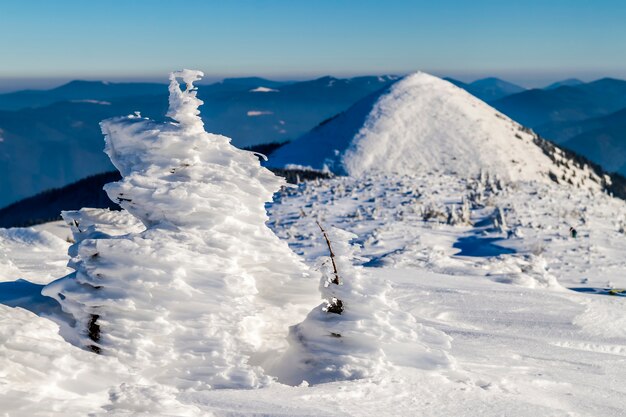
[[269, 72, 605, 188]]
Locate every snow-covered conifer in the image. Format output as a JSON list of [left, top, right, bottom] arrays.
[[493, 206, 508, 232], [44, 69, 313, 390], [272, 225, 451, 385]]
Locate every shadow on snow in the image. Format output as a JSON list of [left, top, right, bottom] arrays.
[[0, 279, 72, 320], [569, 287, 626, 297], [453, 235, 516, 257]]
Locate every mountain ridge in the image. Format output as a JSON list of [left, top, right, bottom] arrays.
[[270, 72, 607, 189]]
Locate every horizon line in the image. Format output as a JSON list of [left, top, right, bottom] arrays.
[[0, 70, 625, 94]]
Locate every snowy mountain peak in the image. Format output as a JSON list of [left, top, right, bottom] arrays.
[[269, 72, 605, 189]]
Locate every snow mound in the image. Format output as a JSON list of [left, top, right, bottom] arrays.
[[44, 69, 314, 390], [0, 305, 126, 416], [269, 72, 604, 187], [0, 227, 71, 284], [272, 226, 453, 385], [485, 255, 563, 289]]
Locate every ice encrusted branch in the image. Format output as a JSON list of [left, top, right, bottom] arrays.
[[316, 220, 340, 285]]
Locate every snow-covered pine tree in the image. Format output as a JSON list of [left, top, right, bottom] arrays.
[[44, 69, 314, 390], [272, 225, 452, 385], [493, 206, 508, 232]]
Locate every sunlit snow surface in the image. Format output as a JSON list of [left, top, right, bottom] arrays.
[[1, 70, 625, 416], [1, 171, 626, 415]]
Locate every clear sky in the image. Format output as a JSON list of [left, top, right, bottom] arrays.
[[1, 0, 626, 89]]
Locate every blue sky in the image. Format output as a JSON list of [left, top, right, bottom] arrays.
[[1, 0, 625, 88]]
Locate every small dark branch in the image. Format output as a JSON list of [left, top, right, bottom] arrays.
[[316, 220, 340, 285], [330, 332, 342, 338], [72, 219, 83, 233], [315, 222, 345, 315], [87, 314, 101, 354], [326, 298, 344, 315]]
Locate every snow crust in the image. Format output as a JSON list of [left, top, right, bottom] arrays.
[[269, 72, 603, 187]]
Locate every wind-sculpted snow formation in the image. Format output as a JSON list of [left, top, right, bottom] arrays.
[[5, 68, 626, 416], [44, 69, 315, 390], [273, 226, 452, 385], [270, 72, 608, 189]]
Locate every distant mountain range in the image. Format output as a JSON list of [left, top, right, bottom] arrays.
[[489, 78, 626, 128], [444, 77, 626, 178], [1, 73, 625, 209], [0, 80, 166, 111], [544, 78, 584, 90], [559, 108, 626, 174], [269, 72, 614, 189], [444, 77, 526, 101], [486, 78, 626, 177], [6, 72, 626, 230], [0, 75, 397, 207]]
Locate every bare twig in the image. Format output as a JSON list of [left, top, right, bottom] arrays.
[[316, 220, 340, 285]]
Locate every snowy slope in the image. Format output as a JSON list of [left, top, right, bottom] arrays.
[[0, 227, 71, 284], [2, 171, 626, 415], [1, 69, 626, 416], [269, 72, 604, 189]]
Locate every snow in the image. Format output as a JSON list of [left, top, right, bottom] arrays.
[[247, 110, 274, 116], [269, 72, 604, 189], [43, 70, 316, 395], [0, 305, 128, 416], [0, 69, 626, 416], [0, 227, 71, 284], [2, 171, 626, 415], [272, 226, 452, 386], [70, 99, 112, 105], [250, 86, 279, 93], [165, 69, 205, 133]]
